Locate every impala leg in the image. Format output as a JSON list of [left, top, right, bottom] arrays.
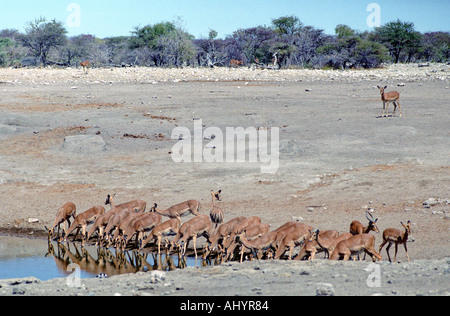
[[385, 101, 390, 117], [382, 102, 386, 117], [193, 236, 198, 259], [394, 243, 399, 262], [386, 243, 392, 262], [397, 100, 402, 117], [404, 243, 410, 262]]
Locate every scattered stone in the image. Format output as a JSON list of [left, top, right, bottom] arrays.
[[316, 283, 335, 296], [61, 135, 107, 154], [423, 198, 439, 207], [27, 218, 39, 223]]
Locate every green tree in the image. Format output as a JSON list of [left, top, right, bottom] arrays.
[[272, 15, 302, 35], [335, 24, 355, 38], [129, 22, 176, 50], [374, 20, 422, 63], [20, 17, 67, 66]]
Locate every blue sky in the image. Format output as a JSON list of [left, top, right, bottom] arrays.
[[0, 0, 449, 38]]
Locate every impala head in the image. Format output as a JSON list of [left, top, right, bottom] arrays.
[[366, 211, 380, 233], [105, 193, 116, 206], [211, 190, 222, 201], [401, 221, 412, 234], [151, 203, 158, 212], [45, 226, 54, 239], [377, 85, 388, 95], [309, 229, 319, 242]]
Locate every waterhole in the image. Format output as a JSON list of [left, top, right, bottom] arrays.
[[0, 235, 209, 281]]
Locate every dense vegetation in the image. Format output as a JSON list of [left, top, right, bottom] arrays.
[[0, 16, 448, 69]]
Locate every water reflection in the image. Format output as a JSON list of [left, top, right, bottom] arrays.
[[45, 242, 210, 277]]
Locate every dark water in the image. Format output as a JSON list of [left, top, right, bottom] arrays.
[[0, 235, 207, 281]]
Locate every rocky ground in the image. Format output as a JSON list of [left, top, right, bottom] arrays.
[[0, 63, 449, 296], [1, 258, 449, 296]]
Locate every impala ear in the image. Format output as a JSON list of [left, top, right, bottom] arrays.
[[377, 85, 380, 89], [384, 86, 387, 89], [218, 190, 222, 194]]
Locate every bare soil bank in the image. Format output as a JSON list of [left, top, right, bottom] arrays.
[[0, 65, 449, 295]]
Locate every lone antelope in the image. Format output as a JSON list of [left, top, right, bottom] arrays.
[[377, 85, 402, 117], [379, 221, 412, 262], [230, 60, 243, 68], [45, 202, 77, 241], [80, 61, 90, 74]]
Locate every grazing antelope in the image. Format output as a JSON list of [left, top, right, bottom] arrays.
[[296, 230, 340, 261], [274, 223, 314, 260], [224, 216, 262, 249], [210, 190, 224, 229], [225, 220, 269, 262], [105, 194, 146, 213], [230, 59, 243, 68], [377, 85, 402, 117], [330, 233, 382, 262], [121, 210, 162, 250], [61, 205, 105, 245], [80, 60, 90, 74], [86, 209, 120, 245], [153, 200, 200, 222], [204, 216, 247, 258], [45, 202, 77, 241], [350, 211, 380, 235], [236, 229, 279, 262], [172, 215, 213, 259], [379, 221, 412, 262], [140, 218, 182, 253]]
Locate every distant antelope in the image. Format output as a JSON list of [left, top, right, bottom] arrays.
[[45, 202, 77, 241], [377, 85, 402, 117], [80, 60, 90, 74], [230, 60, 243, 68], [379, 221, 412, 262]]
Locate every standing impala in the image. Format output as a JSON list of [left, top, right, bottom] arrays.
[[210, 190, 224, 229], [379, 221, 412, 262], [377, 85, 402, 117], [45, 202, 77, 241], [80, 60, 90, 74]]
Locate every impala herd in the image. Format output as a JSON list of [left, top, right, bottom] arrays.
[[45, 191, 413, 264]]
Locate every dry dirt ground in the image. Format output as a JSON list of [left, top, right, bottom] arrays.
[[0, 66, 449, 295]]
